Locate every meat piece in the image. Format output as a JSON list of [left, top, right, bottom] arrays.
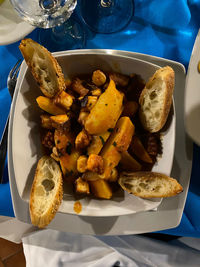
[[42, 131, 54, 149], [71, 78, 89, 96], [109, 72, 130, 87], [144, 134, 161, 157]]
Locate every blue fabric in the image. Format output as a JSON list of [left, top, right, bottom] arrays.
[[1, 0, 200, 236]]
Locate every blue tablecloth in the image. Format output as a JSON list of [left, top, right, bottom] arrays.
[[1, 0, 200, 237]]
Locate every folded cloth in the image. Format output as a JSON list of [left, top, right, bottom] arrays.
[[22, 230, 200, 267]]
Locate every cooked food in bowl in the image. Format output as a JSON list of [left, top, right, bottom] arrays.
[[19, 39, 183, 228]]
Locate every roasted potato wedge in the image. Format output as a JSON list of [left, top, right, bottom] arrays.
[[90, 179, 112, 199], [59, 150, 80, 178], [53, 91, 74, 110], [87, 131, 111, 155], [129, 136, 153, 163], [120, 151, 142, 171], [100, 116, 135, 179], [85, 79, 124, 134], [36, 96, 65, 115]]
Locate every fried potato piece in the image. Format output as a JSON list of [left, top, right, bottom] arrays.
[[54, 129, 74, 155], [129, 136, 153, 163], [87, 154, 104, 174], [78, 109, 90, 126], [87, 131, 111, 155], [100, 117, 135, 179], [50, 114, 69, 128], [75, 129, 91, 150], [120, 151, 142, 171], [85, 80, 124, 135], [82, 171, 100, 181], [92, 70, 106, 86], [77, 155, 88, 173], [53, 91, 74, 110], [75, 177, 90, 194], [59, 150, 80, 178], [36, 96, 65, 115], [40, 114, 53, 129], [90, 179, 112, 199]]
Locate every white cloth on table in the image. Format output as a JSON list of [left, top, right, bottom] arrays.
[[22, 229, 200, 267]]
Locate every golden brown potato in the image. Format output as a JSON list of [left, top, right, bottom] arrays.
[[92, 70, 107, 86], [78, 109, 90, 126], [40, 115, 53, 129], [82, 171, 100, 181], [86, 96, 98, 110], [91, 88, 102, 96], [75, 129, 91, 150], [36, 96, 65, 115], [120, 151, 142, 171], [129, 136, 153, 163], [59, 150, 80, 177], [50, 114, 69, 128], [122, 101, 138, 117], [77, 155, 88, 173], [90, 179, 112, 199], [75, 177, 90, 194], [87, 131, 111, 155], [84, 80, 124, 135], [100, 117, 135, 179], [54, 129, 74, 155], [87, 154, 104, 174], [53, 91, 74, 110]]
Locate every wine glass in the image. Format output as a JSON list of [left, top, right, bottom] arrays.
[[80, 0, 134, 34], [10, 0, 85, 51]]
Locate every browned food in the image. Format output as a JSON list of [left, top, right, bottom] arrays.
[[84, 79, 124, 135], [87, 154, 104, 174], [71, 78, 89, 96], [19, 39, 65, 98]]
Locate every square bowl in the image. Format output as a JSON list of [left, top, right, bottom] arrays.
[[11, 51, 175, 217]]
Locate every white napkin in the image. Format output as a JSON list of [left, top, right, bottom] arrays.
[[22, 229, 200, 267]]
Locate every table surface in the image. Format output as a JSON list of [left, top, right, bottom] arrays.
[[0, 0, 200, 237]]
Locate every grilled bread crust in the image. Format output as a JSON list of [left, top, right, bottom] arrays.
[[19, 38, 65, 98]]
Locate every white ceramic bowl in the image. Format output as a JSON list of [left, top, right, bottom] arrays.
[[11, 51, 175, 217]]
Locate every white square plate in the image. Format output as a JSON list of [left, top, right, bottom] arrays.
[[10, 52, 175, 217], [8, 50, 192, 234]]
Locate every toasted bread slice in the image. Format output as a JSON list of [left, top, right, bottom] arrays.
[[19, 39, 65, 98], [139, 66, 175, 133], [30, 156, 63, 228], [118, 171, 183, 198]]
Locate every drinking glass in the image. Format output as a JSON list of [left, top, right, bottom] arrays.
[[80, 0, 134, 34], [10, 0, 85, 51]]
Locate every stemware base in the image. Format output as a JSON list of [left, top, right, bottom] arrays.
[[80, 0, 134, 34], [38, 18, 85, 52]]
